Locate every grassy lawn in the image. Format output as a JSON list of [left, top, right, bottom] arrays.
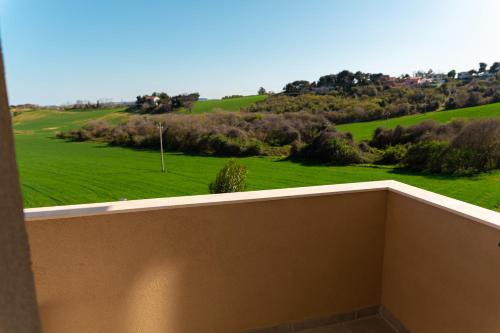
[[337, 102, 500, 141], [179, 95, 267, 114], [12, 106, 500, 210]]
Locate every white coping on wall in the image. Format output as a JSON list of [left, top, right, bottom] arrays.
[[24, 180, 500, 229]]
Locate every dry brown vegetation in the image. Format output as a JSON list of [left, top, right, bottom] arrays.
[[58, 114, 500, 175]]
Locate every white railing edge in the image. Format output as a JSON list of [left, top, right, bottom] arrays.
[[24, 180, 500, 229]]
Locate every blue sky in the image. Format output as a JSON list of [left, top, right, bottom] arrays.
[[1, 0, 499, 105]]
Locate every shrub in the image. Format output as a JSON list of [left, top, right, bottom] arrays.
[[205, 134, 262, 156], [370, 120, 469, 149], [402, 140, 449, 173], [56, 120, 110, 141], [290, 140, 306, 156], [395, 118, 500, 174], [209, 160, 247, 194], [448, 118, 500, 173], [293, 131, 363, 165], [370, 121, 440, 148], [207, 134, 243, 156], [377, 145, 408, 165]]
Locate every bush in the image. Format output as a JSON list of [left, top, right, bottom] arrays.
[[370, 121, 439, 148], [293, 130, 363, 165], [56, 120, 111, 141], [377, 145, 408, 165], [402, 140, 449, 173], [396, 118, 500, 174], [209, 160, 248, 194], [205, 134, 262, 156], [448, 118, 500, 173], [370, 120, 469, 149]]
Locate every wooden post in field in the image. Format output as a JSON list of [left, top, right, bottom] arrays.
[[157, 122, 165, 172]]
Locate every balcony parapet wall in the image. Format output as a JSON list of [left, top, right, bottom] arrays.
[[24, 181, 500, 333]]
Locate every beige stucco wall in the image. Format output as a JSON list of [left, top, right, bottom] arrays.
[[0, 47, 40, 332], [382, 192, 500, 333], [26, 191, 387, 333]]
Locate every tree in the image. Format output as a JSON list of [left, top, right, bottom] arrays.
[[369, 73, 386, 84], [209, 160, 247, 194], [258, 87, 267, 95], [447, 70, 456, 79], [135, 96, 145, 106], [283, 80, 311, 95], [335, 70, 355, 94], [354, 71, 370, 85], [479, 62, 488, 73], [317, 74, 337, 88], [489, 62, 500, 73], [415, 70, 433, 78]]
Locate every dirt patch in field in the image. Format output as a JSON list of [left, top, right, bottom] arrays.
[[14, 130, 34, 135], [12, 111, 47, 123]]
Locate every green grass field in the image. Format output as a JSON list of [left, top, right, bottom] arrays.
[[179, 95, 267, 114], [12, 104, 500, 210], [337, 102, 500, 141]]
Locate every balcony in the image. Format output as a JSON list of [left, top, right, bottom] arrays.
[[23, 180, 500, 333]]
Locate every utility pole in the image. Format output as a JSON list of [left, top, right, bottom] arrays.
[[157, 122, 165, 173]]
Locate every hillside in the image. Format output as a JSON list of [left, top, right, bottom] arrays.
[[182, 95, 267, 114], [12, 107, 128, 134], [336, 102, 500, 141]]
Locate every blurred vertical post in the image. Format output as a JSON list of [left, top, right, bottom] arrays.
[[157, 122, 165, 172], [0, 42, 41, 332]]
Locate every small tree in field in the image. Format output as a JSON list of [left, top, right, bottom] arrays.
[[209, 160, 247, 194]]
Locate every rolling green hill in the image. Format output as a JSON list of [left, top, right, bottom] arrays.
[[181, 95, 267, 114], [12, 107, 128, 133], [337, 102, 500, 141]]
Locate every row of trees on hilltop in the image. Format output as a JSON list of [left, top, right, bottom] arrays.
[[459, 61, 500, 76], [283, 71, 403, 95], [282, 63, 500, 96]]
